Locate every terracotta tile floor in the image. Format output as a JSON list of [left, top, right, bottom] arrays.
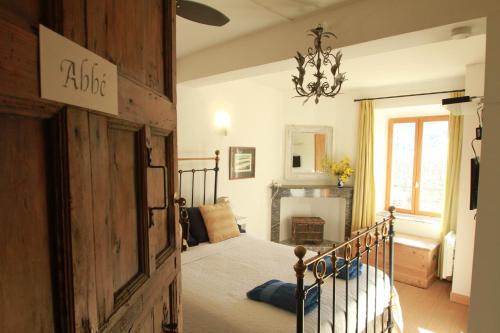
[[396, 280, 469, 333]]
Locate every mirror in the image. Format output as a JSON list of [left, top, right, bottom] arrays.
[[285, 125, 333, 180]]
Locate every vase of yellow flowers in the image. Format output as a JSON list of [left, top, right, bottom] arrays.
[[322, 158, 354, 187]]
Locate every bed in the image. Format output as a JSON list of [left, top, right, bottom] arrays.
[[177, 151, 403, 333]]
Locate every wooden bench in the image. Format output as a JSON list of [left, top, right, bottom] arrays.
[[354, 232, 440, 289]]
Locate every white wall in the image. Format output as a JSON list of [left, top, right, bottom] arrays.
[[280, 92, 358, 242], [470, 10, 500, 330], [177, 77, 358, 241], [177, 47, 486, 309], [451, 63, 485, 298], [177, 58, 496, 328], [366, 66, 485, 297], [178, 74, 469, 244], [177, 80, 284, 239]]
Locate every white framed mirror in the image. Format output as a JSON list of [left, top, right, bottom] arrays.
[[284, 125, 333, 180]]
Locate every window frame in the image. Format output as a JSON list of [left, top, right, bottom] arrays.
[[385, 115, 449, 217]]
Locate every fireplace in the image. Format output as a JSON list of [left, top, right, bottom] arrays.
[[270, 184, 354, 250]]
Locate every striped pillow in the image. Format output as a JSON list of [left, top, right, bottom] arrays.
[[199, 203, 240, 243]]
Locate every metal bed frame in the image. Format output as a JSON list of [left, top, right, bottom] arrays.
[[177, 150, 220, 251], [294, 207, 397, 333], [178, 150, 220, 207], [176, 150, 397, 332]]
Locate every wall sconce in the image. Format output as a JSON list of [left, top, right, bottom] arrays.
[[215, 111, 230, 136]]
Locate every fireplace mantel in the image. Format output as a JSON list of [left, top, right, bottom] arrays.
[[270, 184, 354, 243]]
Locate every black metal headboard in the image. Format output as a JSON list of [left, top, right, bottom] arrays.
[[177, 150, 220, 251], [178, 150, 220, 206]]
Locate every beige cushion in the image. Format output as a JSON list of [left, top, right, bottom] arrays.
[[199, 203, 240, 243]]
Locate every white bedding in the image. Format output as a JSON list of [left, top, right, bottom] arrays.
[[182, 234, 403, 333]]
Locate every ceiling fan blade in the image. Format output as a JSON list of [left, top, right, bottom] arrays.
[[177, 0, 230, 27]]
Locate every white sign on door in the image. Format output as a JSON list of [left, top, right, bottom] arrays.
[[39, 24, 118, 115]]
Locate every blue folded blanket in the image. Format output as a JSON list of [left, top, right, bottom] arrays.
[[307, 257, 363, 280], [247, 279, 319, 314]]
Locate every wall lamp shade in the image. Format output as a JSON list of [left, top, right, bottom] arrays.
[[215, 111, 230, 136]]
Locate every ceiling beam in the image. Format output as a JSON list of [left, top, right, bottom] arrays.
[[178, 0, 496, 83]]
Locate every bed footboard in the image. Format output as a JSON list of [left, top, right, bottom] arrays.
[[294, 206, 396, 333]]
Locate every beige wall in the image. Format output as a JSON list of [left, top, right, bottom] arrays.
[[177, 80, 358, 241], [469, 9, 500, 332], [452, 64, 484, 298]]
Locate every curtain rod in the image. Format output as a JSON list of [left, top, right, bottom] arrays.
[[353, 89, 465, 102]]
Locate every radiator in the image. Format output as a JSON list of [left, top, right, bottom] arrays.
[[440, 231, 456, 279]]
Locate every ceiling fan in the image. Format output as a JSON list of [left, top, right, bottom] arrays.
[[176, 0, 230, 27]]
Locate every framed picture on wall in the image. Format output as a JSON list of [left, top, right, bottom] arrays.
[[229, 147, 256, 180]]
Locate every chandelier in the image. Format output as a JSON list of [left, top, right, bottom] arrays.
[[292, 25, 346, 104]]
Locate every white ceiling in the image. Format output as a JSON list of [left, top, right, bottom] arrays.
[[176, 0, 350, 58], [248, 34, 486, 93]]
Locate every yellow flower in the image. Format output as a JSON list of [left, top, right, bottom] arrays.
[[322, 157, 354, 182]]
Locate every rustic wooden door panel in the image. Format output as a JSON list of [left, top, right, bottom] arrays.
[[148, 129, 176, 265], [0, 0, 40, 28], [89, 0, 166, 94], [0, 0, 180, 331], [100, 252, 180, 333], [149, 132, 168, 253], [88, 113, 115, 325], [107, 123, 149, 308], [134, 311, 155, 333], [89, 118, 180, 330], [0, 114, 55, 333], [142, 0, 166, 93], [66, 109, 100, 332], [109, 126, 141, 289], [152, 283, 175, 333]]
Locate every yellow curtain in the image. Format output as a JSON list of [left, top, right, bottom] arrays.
[[352, 100, 376, 231], [439, 91, 464, 277]]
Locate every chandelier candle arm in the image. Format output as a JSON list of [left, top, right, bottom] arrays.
[[292, 25, 346, 104]]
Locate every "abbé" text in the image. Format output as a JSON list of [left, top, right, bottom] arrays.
[[60, 59, 107, 96]]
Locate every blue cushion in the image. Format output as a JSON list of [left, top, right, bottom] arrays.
[[307, 257, 363, 280], [187, 231, 199, 247], [247, 279, 319, 314], [187, 207, 209, 243]]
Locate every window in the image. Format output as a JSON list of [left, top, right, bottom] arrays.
[[386, 116, 449, 217]]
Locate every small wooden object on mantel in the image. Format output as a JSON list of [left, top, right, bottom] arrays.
[[292, 217, 325, 244]]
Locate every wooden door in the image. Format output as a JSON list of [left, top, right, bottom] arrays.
[[0, 1, 181, 332]]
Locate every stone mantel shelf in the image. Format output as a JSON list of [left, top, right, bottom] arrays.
[[270, 184, 354, 243]]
